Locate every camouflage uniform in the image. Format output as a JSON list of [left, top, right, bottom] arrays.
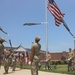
[[0, 37, 5, 68], [68, 48, 74, 71], [29, 36, 41, 75], [11, 53, 16, 71], [3, 49, 11, 74], [9, 53, 13, 67], [19, 53, 23, 69], [45, 53, 51, 70]]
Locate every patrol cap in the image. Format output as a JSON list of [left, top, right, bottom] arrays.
[[35, 36, 41, 41], [0, 37, 5, 42]]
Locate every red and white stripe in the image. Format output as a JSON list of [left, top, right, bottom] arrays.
[[47, 2, 64, 26]]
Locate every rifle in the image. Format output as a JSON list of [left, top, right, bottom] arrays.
[[9, 39, 13, 53], [9, 39, 12, 48], [0, 27, 8, 34]]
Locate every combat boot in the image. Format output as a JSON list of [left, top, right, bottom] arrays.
[[3, 72, 8, 74], [12, 69, 15, 71], [3, 70, 8, 74]]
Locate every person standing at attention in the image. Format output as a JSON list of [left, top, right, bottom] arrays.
[[68, 48, 74, 71], [0, 37, 5, 69], [45, 52, 51, 70], [28, 36, 41, 75]]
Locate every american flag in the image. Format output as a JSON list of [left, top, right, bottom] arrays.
[[47, 0, 64, 26]]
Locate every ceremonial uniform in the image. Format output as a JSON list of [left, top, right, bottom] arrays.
[[29, 36, 41, 75]]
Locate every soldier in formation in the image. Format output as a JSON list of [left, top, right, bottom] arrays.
[[4, 49, 17, 74], [11, 52, 17, 71], [28, 36, 41, 75], [45, 52, 51, 70], [68, 48, 75, 71], [19, 53, 24, 69], [3, 48, 11, 74], [0, 37, 5, 68]]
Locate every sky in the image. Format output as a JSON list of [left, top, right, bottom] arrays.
[[0, 0, 75, 53]]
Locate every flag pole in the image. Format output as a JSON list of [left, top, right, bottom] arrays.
[[74, 40, 75, 50], [45, 0, 48, 59], [23, 0, 49, 59]]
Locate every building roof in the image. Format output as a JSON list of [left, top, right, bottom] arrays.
[[5, 45, 46, 53], [13, 45, 27, 52]]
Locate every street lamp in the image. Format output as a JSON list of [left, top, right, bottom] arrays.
[[23, 22, 48, 26], [23, 23, 41, 26]]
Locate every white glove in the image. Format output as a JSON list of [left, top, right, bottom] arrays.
[[12, 59, 15, 62], [68, 57, 71, 60], [46, 59, 48, 62], [28, 61, 31, 65]]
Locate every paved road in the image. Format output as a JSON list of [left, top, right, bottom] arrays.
[[0, 66, 70, 75]]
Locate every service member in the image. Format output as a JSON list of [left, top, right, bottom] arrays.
[[28, 36, 41, 75], [68, 48, 74, 71], [0, 37, 5, 68], [19, 53, 23, 69], [3, 49, 11, 74], [45, 52, 51, 70]]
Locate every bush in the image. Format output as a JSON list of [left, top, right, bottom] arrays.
[[60, 60, 64, 64], [51, 60, 69, 65]]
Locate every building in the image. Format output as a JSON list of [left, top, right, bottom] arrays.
[[4, 46, 75, 61]]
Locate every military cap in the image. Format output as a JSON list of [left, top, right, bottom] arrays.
[[35, 36, 41, 41], [0, 37, 5, 42]]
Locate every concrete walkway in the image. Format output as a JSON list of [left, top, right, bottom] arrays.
[[0, 66, 71, 75]]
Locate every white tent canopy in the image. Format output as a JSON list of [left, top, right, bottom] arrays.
[[13, 45, 27, 52]]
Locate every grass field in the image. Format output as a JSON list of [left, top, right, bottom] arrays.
[[21, 64, 75, 75], [40, 64, 75, 75]]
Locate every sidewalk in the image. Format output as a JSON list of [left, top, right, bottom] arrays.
[[0, 66, 70, 75]]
